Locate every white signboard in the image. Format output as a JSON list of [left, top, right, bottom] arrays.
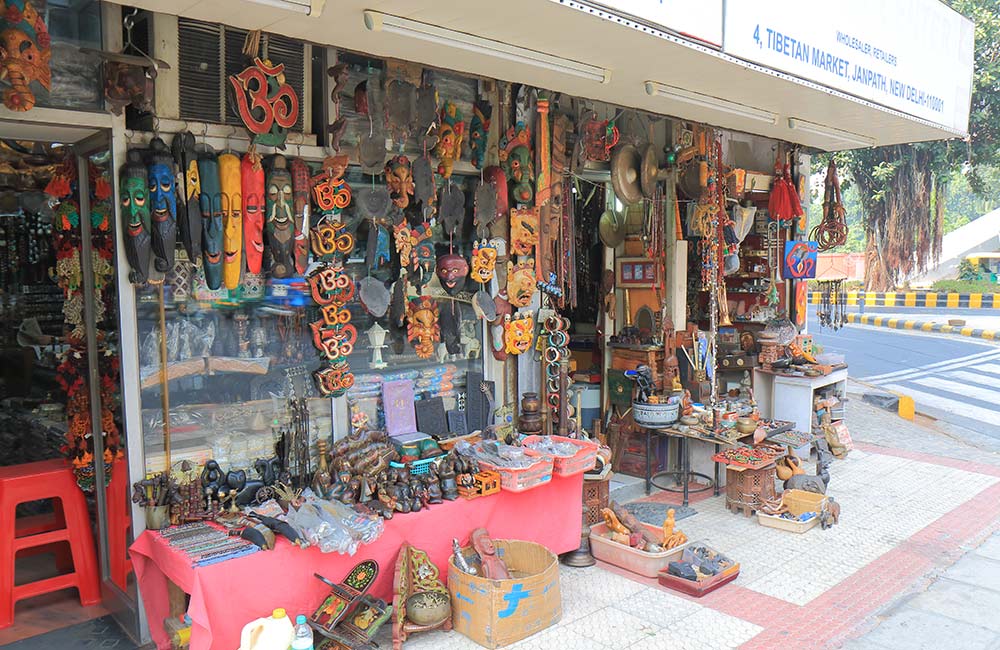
[[723, 0, 974, 133], [590, 0, 723, 46]]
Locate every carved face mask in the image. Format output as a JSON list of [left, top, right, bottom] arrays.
[[385, 155, 414, 210], [241, 152, 265, 274], [435, 253, 468, 296], [0, 0, 50, 112], [507, 260, 536, 308], [471, 240, 497, 284], [147, 137, 177, 273], [504, 312, 534, 355], [266, 155, 295, 278], [171, 132, 202, 262], [290, 157, 311, 275], [218, 153, 242, 290], [500, 124, 533, 205], [406, 296, 440, 359], [409, 240, 435, 290], [469, 100, 492, 170], [119, 149, 151, 284], [435, 101, 464, 179], [510, 207, 539, 256], [197, 153, 224, 290]]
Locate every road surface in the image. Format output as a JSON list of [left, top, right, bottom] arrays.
[[807, 310, 1000, 439]]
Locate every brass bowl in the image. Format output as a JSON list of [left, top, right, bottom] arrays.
[[406, 591, 451, 626], [736, 418, 757, 434]]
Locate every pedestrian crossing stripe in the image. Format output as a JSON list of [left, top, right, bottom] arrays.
[[809, 291, 999, 309]]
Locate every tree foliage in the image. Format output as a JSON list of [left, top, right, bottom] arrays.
[[830, 0, 1000, 291]]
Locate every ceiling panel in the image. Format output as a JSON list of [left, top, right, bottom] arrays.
[[115, 0, 961, 151]]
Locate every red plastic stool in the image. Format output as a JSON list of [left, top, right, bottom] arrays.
[[0, 459, 101, 629]]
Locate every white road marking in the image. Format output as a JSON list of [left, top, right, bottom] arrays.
[[884, 384, 1000, 423], [861, 349, 1000, 383], [945, 370, 1000, 389], [910, 376, 1000, 407], [969, 363, 1000, 376]]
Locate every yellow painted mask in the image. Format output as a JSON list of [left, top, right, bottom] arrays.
[[506, 260, 536, 308], [218, 153, 243, 290], [504, 312, 534, 355], [471, 239, 497, 284]]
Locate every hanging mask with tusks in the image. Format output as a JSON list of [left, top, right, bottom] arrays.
[[118, 149, 151, 284], [146, 137, 177, 273], [218, 153, 242, 290], [290, 157, 311, 275], [241, 151, 265, 275], [171, 131, 203, 262], [197, 151, 224, 290], [265, 155, 295, 278]]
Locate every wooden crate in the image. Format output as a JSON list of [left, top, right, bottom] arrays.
[[725, 464, 777, 517], [583, 472, 611, 526]]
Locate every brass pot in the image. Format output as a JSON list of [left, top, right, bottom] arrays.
[[736, 418, 757, 434]]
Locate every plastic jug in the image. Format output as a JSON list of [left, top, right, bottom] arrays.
[[239, 608, 295, 650]]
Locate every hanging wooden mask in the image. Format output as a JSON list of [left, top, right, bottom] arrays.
[[241, 151, 265, 274], [146, 137, 177, 274], [416, 81, 439, 149], [0, 0, 50, 111], [266, 155, 295, 278], [406, 295, 440, 359], [435, 101, 464, 179], [439, 302, 462, 355], [228, 57, 299, 149], [436, 252, 468, 296], [118, 150, 151, 284], [103, 60, 154, 116], [290, 157, 311, 275], [504, 312, 534, 356], [218, 153, 243, 290], [500, 123, 533, 205], [438, 183, 464, 237], [354, 185, 392, 221], [197, 151, 223, 290], [311, 154, 351, 218], [507, 259, 537, 308], [471, 239, 497, 285], [582, 113, 619, 162], [473, 181, 498, 236], [409, 240, 436, 291], [171, 132, 202, 263], [412, 156, 436, 220], [385, 155, 414, 210], [510, 207, 539, 256], [469, 99, 492, 170]]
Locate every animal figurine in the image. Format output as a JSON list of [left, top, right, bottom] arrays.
[[819, 497, 840, 529], [661, 508, 688, 549], [601, 508, 631, 536], [783, 448, 832, 494]]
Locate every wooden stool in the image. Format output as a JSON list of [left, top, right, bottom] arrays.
[[0, 459, 101, 628], [725, 464, 778, 517]]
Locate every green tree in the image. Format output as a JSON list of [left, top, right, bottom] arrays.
[[832, 0, 1000, 290]]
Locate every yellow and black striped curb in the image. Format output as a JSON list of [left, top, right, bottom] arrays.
[[846, 313, 998, 340], [809, 291, 1000, 309]]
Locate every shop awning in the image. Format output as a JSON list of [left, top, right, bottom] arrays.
[[115, 0, 972, 151]]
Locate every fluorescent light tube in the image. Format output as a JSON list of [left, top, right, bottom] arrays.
[[644, 81, 778, 125], [244, 0, 312, 15], [364, 11, 610, 84], [787, 118, 875, 148]]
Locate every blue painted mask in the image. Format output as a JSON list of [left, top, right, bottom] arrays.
[[197, 152, 224, 290], [146, 137, 177, 272]]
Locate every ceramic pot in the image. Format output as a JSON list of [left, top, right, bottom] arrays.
[[145, 505, 170, 530], [406, 590, 451, 626]]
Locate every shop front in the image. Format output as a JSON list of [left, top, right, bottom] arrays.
[[0, 0, 973, 648]]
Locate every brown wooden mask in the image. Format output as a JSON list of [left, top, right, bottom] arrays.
[[0, 0, 50, 111], [510, 207, 539, 256], [406, 295, 440, 359], [385, 155, 414, 210], [435, 253, 468, 296], [506, 259, 536, 308]]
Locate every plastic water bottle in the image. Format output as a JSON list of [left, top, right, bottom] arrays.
[[291, 615, 313, 650]]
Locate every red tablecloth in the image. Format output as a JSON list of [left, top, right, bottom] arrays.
[[130, 473, 583, 650]]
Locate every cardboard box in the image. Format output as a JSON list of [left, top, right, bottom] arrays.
[[448, 540, 562, 649]]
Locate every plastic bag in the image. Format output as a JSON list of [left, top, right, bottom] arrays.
[[285, 502, 358, 555], [309, 497, 384, 545]]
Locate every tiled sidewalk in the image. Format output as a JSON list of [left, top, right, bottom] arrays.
[[399, 398, 1000, 649]]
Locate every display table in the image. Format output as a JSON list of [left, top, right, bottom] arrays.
[[753, 366, 848, 453], [131, 473, 583, 650]]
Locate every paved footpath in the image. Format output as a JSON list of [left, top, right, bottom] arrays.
[[395, 396, 1000, 649]]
